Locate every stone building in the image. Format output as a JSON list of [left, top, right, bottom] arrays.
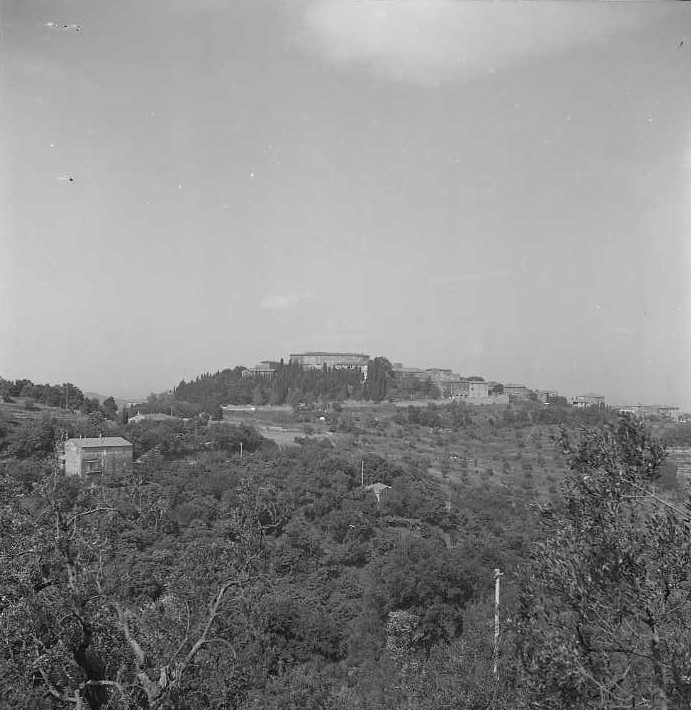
[[534, 389, 560, 404], [467, 380, 490, 399], [392, 364, 425, 379], [619, 404, 678, 420], [289, 352, 370, 379], [62, 436, 133, 477], [424, 368, 456, 382], [572, 393, 606, 408], [241, 361, 276, 379], [503, 384, 530, 399], [432, 376, 490, 400]]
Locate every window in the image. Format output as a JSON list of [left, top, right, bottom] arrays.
[[83, 458, 102, 474]]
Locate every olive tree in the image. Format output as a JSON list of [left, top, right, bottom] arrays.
[[514, 415, 691, 709], [0, 463, 263, 709]]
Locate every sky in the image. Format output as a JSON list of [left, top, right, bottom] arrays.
[[1, 0, 690, 408]]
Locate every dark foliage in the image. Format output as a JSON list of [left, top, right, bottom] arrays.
[[513, 415, 691, 709]]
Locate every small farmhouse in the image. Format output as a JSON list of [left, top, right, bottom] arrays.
[[63, 436, 133, 477], [365, 482, 391, 504], [128, 412, 178, 424]]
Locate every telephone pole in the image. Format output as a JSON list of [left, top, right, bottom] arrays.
[[493, 568, 503, 683]]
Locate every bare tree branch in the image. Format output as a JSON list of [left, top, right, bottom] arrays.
[[10, 548, 39, 558], [115, 603, 146, 667], [168, 601, 192, 665], [181, 577, 246, 669], [64, 507, 121, 529], [37, 666, 62, 700]]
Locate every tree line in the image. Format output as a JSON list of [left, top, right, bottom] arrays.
[[1, 378, 118, 419]]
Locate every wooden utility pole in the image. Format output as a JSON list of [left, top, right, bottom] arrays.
[[361, 460, 364, 487], [493, 568, 503, 682]]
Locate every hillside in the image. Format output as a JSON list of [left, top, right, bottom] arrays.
[[2, 375, 691, 708]]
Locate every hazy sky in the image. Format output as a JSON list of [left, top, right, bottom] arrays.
[[1, 1, 690, 407]]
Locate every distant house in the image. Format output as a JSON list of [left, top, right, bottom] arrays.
[[437, 378, 468, 398], [424, 368, 456, 382], [392, 364, 425, 379], [241, 361, 276, 379], [572, 393, 605, 409], [365, 482, 391, 504], [128, 412, 178, 424], [618, 404, 644, 417], [467, 380, 490, 399], [503, 384, 530, 399], [656, 406, 680, 420], [436, 378, 491, 400], [62, 436, 133, 477], [619, 404, 679, 420], [534, 389, 559, 404]]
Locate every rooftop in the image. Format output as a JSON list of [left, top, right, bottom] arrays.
[[68, 436, 132, 448], [290, 352, 370, 358], [365, 482, 392, 493]]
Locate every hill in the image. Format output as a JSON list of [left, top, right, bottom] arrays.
[[168, 358, 436, 415]]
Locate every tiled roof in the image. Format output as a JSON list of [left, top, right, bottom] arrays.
[[290, 352, 369, 358], [366, 482, 391, 493], [68, 437, 132, 448]]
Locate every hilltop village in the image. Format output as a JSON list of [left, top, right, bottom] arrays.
[[231, 350, 564, 406], [226, 351, 682, 420]]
